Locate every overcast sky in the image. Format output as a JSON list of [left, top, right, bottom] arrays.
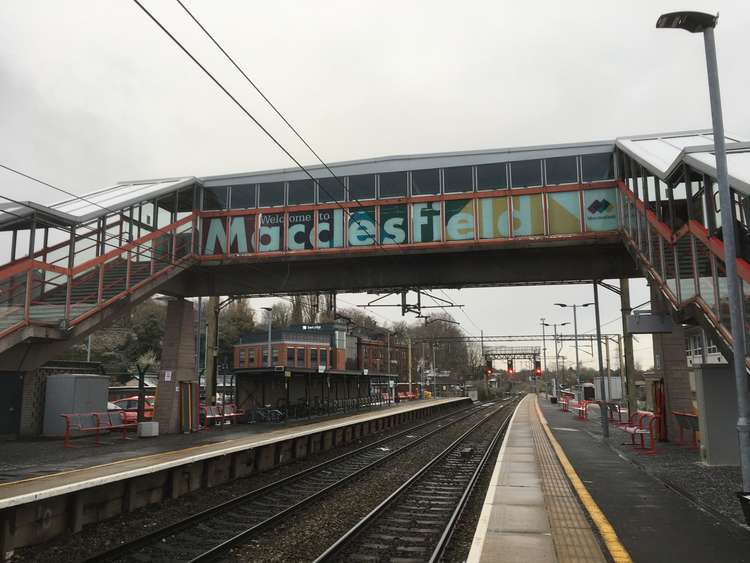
[[2, 1, 749, 370]]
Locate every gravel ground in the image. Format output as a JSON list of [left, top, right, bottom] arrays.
[[10, 402, 467, 563], [226, 402, 516, 563]]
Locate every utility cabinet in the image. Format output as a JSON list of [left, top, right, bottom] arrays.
[[42, 373, 110, 436]]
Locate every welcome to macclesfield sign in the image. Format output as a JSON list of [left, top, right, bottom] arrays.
[[201, 187, 618, 256]]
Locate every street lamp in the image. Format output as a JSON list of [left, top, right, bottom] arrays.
[[657, 8, 750, 512], [542, 321, 569, 390], [261, 306, 272, 367], [554, 302, 593, 398]]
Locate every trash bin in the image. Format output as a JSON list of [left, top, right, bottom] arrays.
[[550, 396, 558, 404], [737, 492, 750, 526]]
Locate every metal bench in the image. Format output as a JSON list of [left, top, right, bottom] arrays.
[[221, 403, 245, 424], [672, 411, 700, 449], [201, 405, 224, 428], [95, 411, 137, 440], [61, 413, 103, 448], [620, 410, 659, 455]]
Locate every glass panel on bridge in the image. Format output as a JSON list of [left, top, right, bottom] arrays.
[[288, 179, 315, 206], [287, 211, 314, 250], [478, 197, 509, 238], [510, 159, 542, 188], [258, 182, 285, 208], [379, 171, 407, 199], [547, 192, 581, 234], [411, 169, 440, 196], [477, 163, 507, 191], [444, 166, 473, 193], [317, 208, 344, 248], [259, 213, 284, 251], [544, 156, 578, 185], [348, 174, 376, 201], [412, 202, 442, 242], [511, 194, 544, 236], [583, 188, 618, 231], [202, 187, 228, 211], [581, 153, 614, 182], [695, 238, 715, 310], [715, 260, 731, 329], [380, 205, 407, 245], [317, 177, 345, 203], [445, 200, 475, 241], [229, 185, 256, 209], [676, 236, 696, 300], [348, 207, 377, 246]]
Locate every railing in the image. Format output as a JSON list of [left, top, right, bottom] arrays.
[[617, 181, 750, 364], [0, 214, 195, 340]]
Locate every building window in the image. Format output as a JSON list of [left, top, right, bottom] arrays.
[[287, 347, 295, 365], [348, 174, 376, 201], [545, 156, 578, 185], [379, 171, 407, 199], [444, 166, 473, 193], [581, 153, 615, 182], [258, 182, 285, 207], [202, 186, 228, 210], [297, 348, 305, 366], [262, 349, 268, 366], [310, 348, 318, 365], [477, 163, 508, 191], [510, 159, 542, 188], [320, 348, 328, 366], [288, 179, 315, 205], [230, 185, 256, 209], [317, 177, 345, 203], [248, 349, 256, 366], [239, 349, 246, 366], [411, 169, 440, 196], [272, 347, 279, 365]]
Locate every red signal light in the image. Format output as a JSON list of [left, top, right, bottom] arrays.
[[534, 367, 542, 377]]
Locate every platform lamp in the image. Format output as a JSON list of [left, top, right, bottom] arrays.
[[542, 321, 569, 390], [554, 302, 593, 399], [657, 9, 750, 517]]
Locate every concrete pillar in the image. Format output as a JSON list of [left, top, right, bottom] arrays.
[[620, 278, 637, 415], [651, 286, 692, 441], [17, 370, 42, 437], [154, 298, 196, 434], [694, 364, 740, 465]]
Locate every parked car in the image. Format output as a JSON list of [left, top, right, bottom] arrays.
[[112, 395, 155, 424]]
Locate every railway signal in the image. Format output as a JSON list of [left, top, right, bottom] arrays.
[[534, 359, 542, 377], [506, 359, 514, 375]]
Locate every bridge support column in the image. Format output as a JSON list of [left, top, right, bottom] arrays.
[[620, 278, 637, 417], [651, 286, 691, 441], [154, 298, 197, 434]]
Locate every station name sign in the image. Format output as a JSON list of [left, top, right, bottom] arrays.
[[201, 188, 618, 255]]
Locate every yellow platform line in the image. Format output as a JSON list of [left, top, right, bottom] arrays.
[[535, 397, 633, 563]]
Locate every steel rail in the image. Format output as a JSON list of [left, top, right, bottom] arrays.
[[83, 400, 500, 563], [313, 404, 514, 563]]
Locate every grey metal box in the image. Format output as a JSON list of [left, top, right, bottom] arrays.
[[42, 373, 110, 437]]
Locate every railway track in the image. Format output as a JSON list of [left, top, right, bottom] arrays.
[[84, 400, 509, 563], [314, 402, 513, 563]]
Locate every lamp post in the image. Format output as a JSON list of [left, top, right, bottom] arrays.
[[554, 302, 593, 399], [657, 8, 750, 506], [540, 318, 548, 396], [261, 306, 272, 367], [543, 321, 569, 390]]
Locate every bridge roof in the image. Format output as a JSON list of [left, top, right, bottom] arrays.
[[615, 129, 750, 194]]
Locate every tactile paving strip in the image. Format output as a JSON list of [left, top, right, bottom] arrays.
[[529, 399, 607, 563]]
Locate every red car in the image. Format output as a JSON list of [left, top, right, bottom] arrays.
[[112, 396, 155, 424]]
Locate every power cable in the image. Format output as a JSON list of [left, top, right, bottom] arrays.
[[131, 0, 391, 250]]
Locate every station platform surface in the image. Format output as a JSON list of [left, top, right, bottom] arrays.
[[541, 397, 750, 563], [0, 397, 463, 510], [468, 394, 609, 563]]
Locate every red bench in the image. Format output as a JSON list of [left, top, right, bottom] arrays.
[[672, 411, 700, 449], [620, 410, 660, 455], [221, 404, 245, 424], [61, 411, 136, 448], [201, 405, 224, 428], [560, 398, 570, 412]]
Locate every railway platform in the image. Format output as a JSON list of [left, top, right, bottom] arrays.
[[470, 395, 750, 563], [0, 397, 467, 558]]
